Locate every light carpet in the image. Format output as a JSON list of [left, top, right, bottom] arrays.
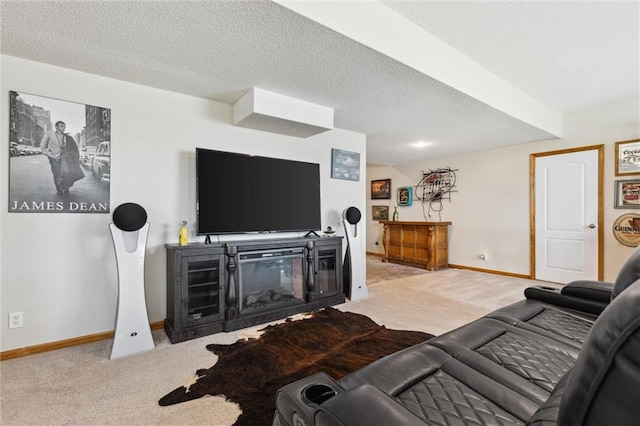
[[0, 257, 548, 425], [158, 308, 432, 425]]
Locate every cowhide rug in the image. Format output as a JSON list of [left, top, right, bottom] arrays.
[[158, 307, 433, 426]]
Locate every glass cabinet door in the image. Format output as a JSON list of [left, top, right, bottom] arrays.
[[316, 249, 338, 296], [182, 254, 224, 325]]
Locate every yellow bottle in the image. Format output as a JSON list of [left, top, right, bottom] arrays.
[[179, 221, 188, 245]]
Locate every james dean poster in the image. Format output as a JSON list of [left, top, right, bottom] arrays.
[[9, 91, 110, 213]]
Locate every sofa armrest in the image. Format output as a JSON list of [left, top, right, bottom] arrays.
[[524, 286, 607, 315], [315, 385, 425, 426], [560, 280, 613, 303], [275, 372, 345, 426]]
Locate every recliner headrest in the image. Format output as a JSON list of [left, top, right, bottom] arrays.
[[558, 278, 640, 425], [611, 244, 640, 300]]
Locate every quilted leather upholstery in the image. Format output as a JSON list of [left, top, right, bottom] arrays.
[[487, 301, 595, 349], [397, 370, 522, 426], [273, 279, 640, 426], [476, 332, 575, 392], [526, 309, 592, 344]]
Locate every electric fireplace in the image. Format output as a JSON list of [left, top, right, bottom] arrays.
[[164, 236, 346, 343], [238, 248, 306, 315]]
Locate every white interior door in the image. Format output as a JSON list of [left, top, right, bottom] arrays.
[[534, 149, 600, 283]]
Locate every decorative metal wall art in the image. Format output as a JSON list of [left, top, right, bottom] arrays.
[[415, 167, 457, 220]]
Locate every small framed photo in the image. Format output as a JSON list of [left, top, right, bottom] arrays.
[[331, 148, 360, 181], [615, 179, 640, 209], [371, 178, 391, 199], [615, 139, 640, 176], [397, 186, 413, 206], [372, 205, 389, 221]]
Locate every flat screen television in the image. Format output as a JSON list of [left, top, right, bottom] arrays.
[[196, 148, 322, 235]]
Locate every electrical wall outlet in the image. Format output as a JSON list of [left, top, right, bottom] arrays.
[[9, 311, 23, 329]]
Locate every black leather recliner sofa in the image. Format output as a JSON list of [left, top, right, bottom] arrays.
[[273, 247, 640, 426]]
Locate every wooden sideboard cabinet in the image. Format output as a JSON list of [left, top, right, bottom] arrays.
[[381, 221, 451, 270]]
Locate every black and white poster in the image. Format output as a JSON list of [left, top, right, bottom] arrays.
[[9, 91, 111, 213]]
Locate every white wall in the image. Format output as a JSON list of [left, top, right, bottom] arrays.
[[0, 55, 366, 352], [367, 98, 639, 281]]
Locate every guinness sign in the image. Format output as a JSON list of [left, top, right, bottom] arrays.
[[613, 214, 640, 247]]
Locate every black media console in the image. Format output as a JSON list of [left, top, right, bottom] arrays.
[[164, 236, 344, 343]]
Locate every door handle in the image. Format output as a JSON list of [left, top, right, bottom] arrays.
[[588, 224, 596, 229]]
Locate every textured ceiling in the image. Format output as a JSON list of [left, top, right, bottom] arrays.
[[382, 1, 639, 113], [1, 1, 638, 166]]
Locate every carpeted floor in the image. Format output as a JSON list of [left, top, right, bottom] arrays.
[[366, 254, 431, 284], [158, 308, 433, 426], [0, 256, 547, 425]]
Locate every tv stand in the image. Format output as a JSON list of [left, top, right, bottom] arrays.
[[164, 235, 344, 343], [204, 235, 212, 244], [304, 230, 321, 238]]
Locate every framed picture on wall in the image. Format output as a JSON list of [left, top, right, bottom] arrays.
[[615, 139, 640, 176], [371, 178, 391, 199], [331, 148, 360, 181], [372, 205, 389, 221], [8, 91, 111, 213], [615, 179, 640, 209], [398, 186, 413, 206]]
